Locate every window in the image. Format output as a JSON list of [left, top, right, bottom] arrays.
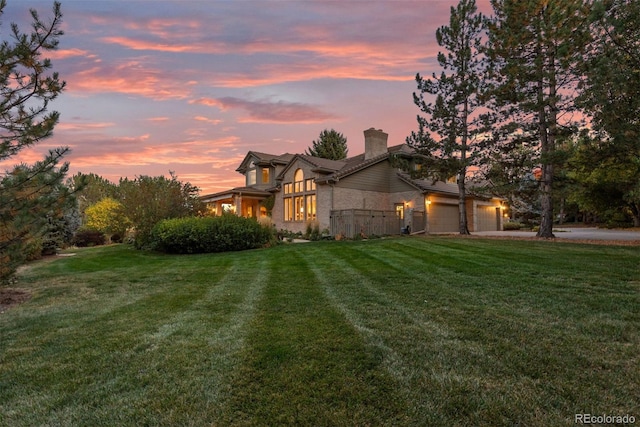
[[306, 194, 316, 220], [284, 198, 293, 221], [305, 178, 316, 191], [262, 168, 270, 184], [447, 175, 457, 184], [294, 196, 304, 221], [294, 169, 304, 193], [283, 168, 317, 222], [395, 203, 404, 220], [247, 169, 256, 186]]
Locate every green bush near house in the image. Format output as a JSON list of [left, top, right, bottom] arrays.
[[150, 214, 274, 254], [503, 221, 524, 230]]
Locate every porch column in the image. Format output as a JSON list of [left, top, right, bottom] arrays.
[[234, 194, 242, 217]]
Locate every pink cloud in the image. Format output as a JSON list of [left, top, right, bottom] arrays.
[[48, 48, 96, 60], [65, 134, 242, 170], [56, 121, 115, 132], [191, 97, 340, 124], [66, 60, 190, 100], [101, 36, 200, 53], [193, 116, 222, 125]]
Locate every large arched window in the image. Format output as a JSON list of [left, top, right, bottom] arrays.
[[283, 167, 316, 222], [294, 168, 304, 193]]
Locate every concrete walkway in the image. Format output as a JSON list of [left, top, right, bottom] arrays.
[[474, 227, 640, 242]]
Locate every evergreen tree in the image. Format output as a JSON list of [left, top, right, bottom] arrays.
[[305, 129, 348, 160], [569, 134, 640, 226], [485, 0, 591, 237], [574, 0, 640, 226], [0, 1, 68, 282], [406, 0, 487, 234]]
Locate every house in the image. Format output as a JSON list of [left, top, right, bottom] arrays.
[[201, 128, 505, 237]]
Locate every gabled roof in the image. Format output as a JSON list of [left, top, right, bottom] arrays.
[[236, 151, 294, 174], [227, 141, 468, 198], [275, 154, 348, 181], [315, 143, 413, 184]]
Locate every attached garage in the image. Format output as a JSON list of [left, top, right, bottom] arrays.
[[475, 204, 501, 231], [428, 203, 459, 233]]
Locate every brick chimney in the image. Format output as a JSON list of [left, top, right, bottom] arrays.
[[363, 128, 388, 160]]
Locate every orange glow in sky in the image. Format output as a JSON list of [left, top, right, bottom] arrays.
[[1, 0, 492, 194]]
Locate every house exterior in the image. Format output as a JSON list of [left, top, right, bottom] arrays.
[[201, 128, 505, 236]]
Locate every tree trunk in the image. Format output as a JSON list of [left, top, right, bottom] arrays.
[[537, 163, 555, 238], [458, 171, 470, 235], [536, 21, 556, 239], [458, 93, 470, 235]]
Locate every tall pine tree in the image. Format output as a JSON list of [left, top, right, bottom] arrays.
[[574, 0, 640, 225], [0, 1, 69, 282], [485, 0, 591, 237], [407, 0, 487, 234]]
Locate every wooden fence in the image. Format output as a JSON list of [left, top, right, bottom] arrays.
[[330, 209, 402, 238]]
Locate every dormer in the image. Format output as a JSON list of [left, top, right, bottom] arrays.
[[236, 151, 292, 189]]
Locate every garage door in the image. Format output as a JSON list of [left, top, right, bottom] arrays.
[[429, 203, 459, 233], [476, 205, 499, 231]]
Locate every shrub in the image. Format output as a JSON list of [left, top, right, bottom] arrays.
[[304, 220, 321, 241], [503, 221, 523, 231], [150, 215, 274, 254], [72, 229, 106, 247], [23, 237, 44, 261], [603, 210, 633, 229]]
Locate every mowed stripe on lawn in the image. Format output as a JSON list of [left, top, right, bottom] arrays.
[[1, 250, 268, 425], [1, 239, 638, 426], [220, 249, 407, 425], [294, 239, 640, 425]]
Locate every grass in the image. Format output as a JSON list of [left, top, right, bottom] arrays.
[[0, 237, 638, 426]]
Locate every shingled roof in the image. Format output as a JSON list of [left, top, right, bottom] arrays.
[[314, 143, 413, 183], [230, 140, 462, 198], [236, 151, 294, 174]]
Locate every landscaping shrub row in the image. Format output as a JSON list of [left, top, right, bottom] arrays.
[[72, 229, 107, 247], [150, 215, 274, 254]]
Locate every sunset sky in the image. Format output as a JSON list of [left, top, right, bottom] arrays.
[[2, 0, 492, 195]]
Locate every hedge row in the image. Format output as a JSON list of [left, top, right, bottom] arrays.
[[72, 229, 107, 247], [150, 215, 274, 254]]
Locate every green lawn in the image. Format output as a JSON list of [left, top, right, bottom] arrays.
[[1, 237, 638, 426]]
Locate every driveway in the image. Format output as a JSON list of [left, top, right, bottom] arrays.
[[474, 227, 640, 242]]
